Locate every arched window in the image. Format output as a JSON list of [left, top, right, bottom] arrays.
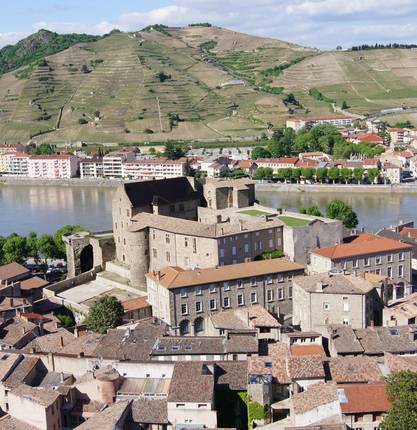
[[179, 320, 190, 336], [194, 317, 204, 334]]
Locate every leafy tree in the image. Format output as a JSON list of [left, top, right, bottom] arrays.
[[291, 168, 301, 183], [394, 120, 414, 129], [3, 234, 27, 264], [315, 167, 328, 183], [157, 71, 171, 82], [367, 168, 380, 184], [26, 232, 39, 261], [54, 225, 85, 259], [78, 118, 88, 125], [353, 167, 364, 183], [301, 167, 315, 180], [251, 146, 271, 160], [299, 206, 322, 217], [328, 167, 340, 184], [0, 236, 5, 264], [85, 295, 124, 334], [253, 167, 273, 180], [38, 234, 58, 262], [341, 167, 352, 183], [326, 200, 358, 228], [341, 101, 349, 109], [164, 142, 185, 160], [381, 371, 417, 430], [268, 128, 294, 157]]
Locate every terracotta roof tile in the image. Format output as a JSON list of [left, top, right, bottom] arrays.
[[312, 233, 411, 260], [0, 263, 29, 281], [146, 258, 304, 289], [122, 296, 151, 312], [327, 356, 383, 383], [338, 383, 390, 413], [292, 383, 339, 415]]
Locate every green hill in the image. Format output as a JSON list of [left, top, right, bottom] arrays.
[[1, 26, 417, 145]]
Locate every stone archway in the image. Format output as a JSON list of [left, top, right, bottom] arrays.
[[80, 244, 94, 273]]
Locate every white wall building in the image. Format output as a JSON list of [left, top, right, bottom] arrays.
[[28, 155, 78, 179], [122, 157, 187, 180], [103, 150, 136, 178], [286, 116, 353, 131], [80, 157, 104, 179]]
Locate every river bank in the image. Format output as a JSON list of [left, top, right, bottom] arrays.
[[256, 182, 417, 194], [0, 177, 121, 188]]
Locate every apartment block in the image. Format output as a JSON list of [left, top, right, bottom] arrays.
[[146, 258, 304, 335], [103, 149, 136, 178], [122, 157, 188, 180], [310, 233, 412, 301], [286, 115, 353, 131], [292, 273, 384, 331], [28, 155, 78, 179], [79, 157, 104, 178]]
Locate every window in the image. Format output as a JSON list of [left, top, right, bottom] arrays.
[[267, 290, 274, 302], [244, 244, 249, 253], [193, 238, 197, 253], [375, 268, 381, 275], [169, 204, 175, 213], [266, 275, 273, 284], [288, 286, 293, 298], [387, 266, 392, 278], [223, 297, 230, 308], [237, 279, 243, 289], [165, 233, 170, 244], [387, 254, 393, 263], [376, 256, 382, 265], [278, 287, 284, 300], [195, 287, 202, 296], [210, 299, 217, 310], [343, 297, 349, 312], [152, 248, 157, 258], [343, 317, 349, 325], [196, 301, 202, 313], [399, 265, 404, 277], [251, 292, 258, 304], [184, 237, 189, 247], [219, 249, 225, 258], [166, 252, 171, 263], [250, 278, 257, 287], [180, 289, 187, 298], [238, 294, 244, 306], [179, 203, 185, 211], [232, 246, 237, 256], [181, 304, 188, 315], [224, 282, 230, 291], [269, 239, 273, 248], [209, 284, 216, 293], [399, 251, 405, 261], [364, 257, 370, 267], [353, 259, 359, 268], [278, 274, 284, 283], [323, 302, 330, 311]]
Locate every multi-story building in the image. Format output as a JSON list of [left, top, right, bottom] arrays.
[[310, 233, 412, 301], [286, 116, 353, 131], [102, 149, 136, 178], [0, 144, 24, 155], [146, 258, 304, 335], [79, 157, 103, 179], [0, 152, 30, 176], [121, 157, 188, 180], [292, 273, 384, 331], [28, 155, 78, 179], [256, 157, 299, 173]]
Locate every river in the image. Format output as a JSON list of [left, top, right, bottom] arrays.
[[1, 184, 417, 235]]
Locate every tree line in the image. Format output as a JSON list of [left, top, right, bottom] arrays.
[[0, 225, 85, 266], [299, 200, 358, 228], [251, 125, 384, 161], [352, 43, 417, 51], [253, 166, 381, 184]]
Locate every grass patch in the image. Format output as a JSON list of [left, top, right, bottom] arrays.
[[239, 209, 270, 217], [279, 215, 310, 227]]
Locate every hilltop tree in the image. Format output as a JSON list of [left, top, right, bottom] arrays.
[[268, 128, 294, 157], [326, 200, 358, 228], [164, 142, 185, 160], [251, 146, 271, 160], [381, 371, 417, 430], [85, 295, 124, 334]]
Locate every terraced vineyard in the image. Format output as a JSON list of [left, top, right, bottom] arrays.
[[3, 26, 417, 144]]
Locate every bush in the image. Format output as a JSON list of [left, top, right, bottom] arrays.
[[143, 128, 154, 134], [255, 249, 284, 260], [78, 118, 88, 124], [85, 295, 124, 334]]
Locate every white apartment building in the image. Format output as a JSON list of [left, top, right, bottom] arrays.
[[28, 155, 78, 179], [0, 144, 24, 155], [80, 157, 104, 179], [286, 116, 353, 131], [102, 150, 136, 178], [122, 157, 188, 180], [256, 157, 299, 172], [1, 152, 30, 176]]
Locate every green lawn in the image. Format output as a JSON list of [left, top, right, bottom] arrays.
[[278, 215, 310, 227], [238, 209, 270, 217]]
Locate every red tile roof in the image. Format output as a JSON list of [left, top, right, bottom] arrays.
[[290, 344, 325, 356], [122, 297, 151, 312], [312, 233, 412, 260], [356, 133, 384, 143], [338, 383, 390, 413], [400, 227, 417, 240]]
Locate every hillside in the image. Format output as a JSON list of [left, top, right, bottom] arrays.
[[0, 29, 99, 75], [2, 26, 417, 144]]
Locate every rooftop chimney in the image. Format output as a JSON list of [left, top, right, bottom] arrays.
[[60, 336, 64, 348]]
